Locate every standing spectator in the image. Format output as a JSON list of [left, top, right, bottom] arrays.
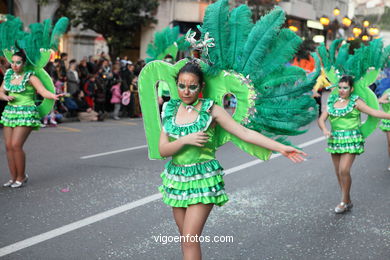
[[83, 74, 97, 109], [59, 52, 68, 80], [120, 61, 134, 92], [129, 76, 141, 117], [77, 57, 89, 88], [94, 79, 106, 121], [66, 59, 80, 95], [87, 55, 98, 74], [110, 80, 122, 120]]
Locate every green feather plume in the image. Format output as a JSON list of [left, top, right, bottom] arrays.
[[236, 6, 285, 75], [329, 38, 343, 64], [227, 5, 253, 69], [50, 17, 69, 50], [0, 15, 24, 51], [201, 0, 230, 72], [42, 19, 52, 49], [318, 43, 331, 71], [252, 28, 302, 83], [146, 26, 183, 63], [335, 43, 350, 70]]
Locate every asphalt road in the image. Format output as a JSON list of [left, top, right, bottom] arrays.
[[0, 116, 389, 260]]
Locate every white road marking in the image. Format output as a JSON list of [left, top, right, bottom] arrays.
[[80, 145, 148, 159], [0, 136, 326, 257]]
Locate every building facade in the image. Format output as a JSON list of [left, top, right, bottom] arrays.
[[140, 0, 351, 60]]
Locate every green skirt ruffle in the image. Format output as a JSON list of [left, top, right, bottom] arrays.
[[326, 129, 364, 154], [0, 105, 41, 130], [380, 119, 390, 131], [159, 159, 229, 208]]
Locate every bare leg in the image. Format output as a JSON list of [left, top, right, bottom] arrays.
[[3, 127, 17, 181], [10, 126, 32, 181], [173, 207, 186, 235], [181, 203, 213, 260], [331, 154, 342, 189], [338, 153, 356, 203]]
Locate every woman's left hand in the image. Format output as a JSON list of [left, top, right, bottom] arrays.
[[53, 93, 65, 100], [279, 146, 307, 163]]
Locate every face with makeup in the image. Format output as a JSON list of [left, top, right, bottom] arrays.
[[177, 72, 201, 105], [338, 81, 353, 99], [11, 55, 24, 74]]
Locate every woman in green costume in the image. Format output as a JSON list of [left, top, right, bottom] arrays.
[[159, 62, 306, 260], [378, 88, 390, 170], [318, 75, 390, 213], [0, 51, 62, 188]]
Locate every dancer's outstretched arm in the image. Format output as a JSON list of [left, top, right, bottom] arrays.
[[211, 105, 306, 162], [356, 99, 390, 119], [29, 75, 62, 100]]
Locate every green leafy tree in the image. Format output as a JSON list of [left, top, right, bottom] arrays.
[[45, 0, 159, 59]]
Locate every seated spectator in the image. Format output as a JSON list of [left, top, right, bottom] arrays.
[[73, 90, 98, 122]]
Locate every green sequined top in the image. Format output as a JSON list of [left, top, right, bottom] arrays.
[[327, 94, 361, 131], [162, 98, 215, 165], [4, 69, 35, 105]]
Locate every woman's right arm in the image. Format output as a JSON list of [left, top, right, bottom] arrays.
[[0, 82, 14, 101], [317, 109, 331, 138], [158, 130, 209, 157]]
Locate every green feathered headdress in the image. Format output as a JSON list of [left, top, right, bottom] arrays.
[[0, 15, 69, 67], [146, 26, 190, 63]]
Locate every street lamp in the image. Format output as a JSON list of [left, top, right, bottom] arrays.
[[320, 16, 330, 26], [368, 27, 379, 36], [362, 35, 369, 41], [342, 17, 352, 27], [289, 25, 298, 32], [363, 20, 370, 28], [333, 7, 340, 16], [352, 27, 362, 37]]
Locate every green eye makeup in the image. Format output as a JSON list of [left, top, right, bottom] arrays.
[[177, 83, 200, 92], [337, 86, 350, 90], [11, 61, 23, 65]]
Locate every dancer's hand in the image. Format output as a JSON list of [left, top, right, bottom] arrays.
[[4, 95, 15, 102], [323, 129, 331, 138], [280, 146, 307, 163], [180, 131, 209, 147], [52, 93, 65, 100]]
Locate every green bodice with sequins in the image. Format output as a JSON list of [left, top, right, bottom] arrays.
[[3, 69, 35, 106], [162, 98, 216, 165], [327, 94, 361, 130]]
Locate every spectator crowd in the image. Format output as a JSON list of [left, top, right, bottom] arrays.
[[0, 52, 145, 127]]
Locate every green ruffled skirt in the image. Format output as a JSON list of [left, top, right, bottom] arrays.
[[0, 105, 41, 130], [326, 129, 364, 154], [380, 119, 390, 131], [159, 159, 229, 208]]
